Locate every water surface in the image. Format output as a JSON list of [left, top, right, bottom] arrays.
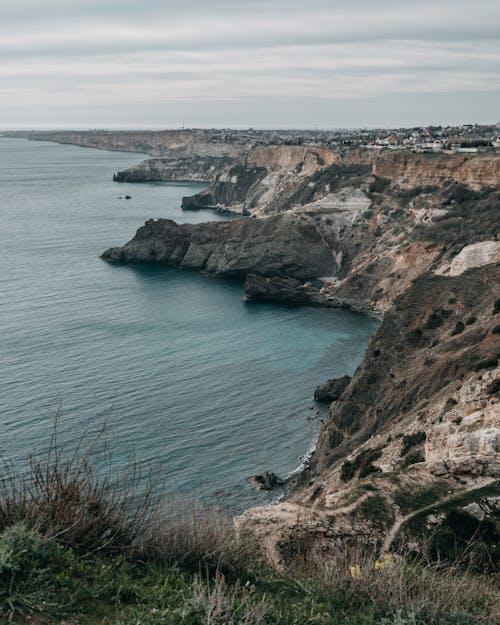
[[0, 138, 377, 509]]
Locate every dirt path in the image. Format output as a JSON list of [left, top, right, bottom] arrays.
[[380, 478, 496, 555]]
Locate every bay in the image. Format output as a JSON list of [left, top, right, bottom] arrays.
[[0, 137, 377, 509]]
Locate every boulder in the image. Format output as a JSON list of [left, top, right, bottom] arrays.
[[247, 471, 284, 491], [244, 274, 314, 304], [314, 375, 351, 402]]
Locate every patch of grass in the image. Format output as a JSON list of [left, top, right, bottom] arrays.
[[403, 484, 500, 573], [474, 354, 499, 371], [353, 494, 395, 530], [394, 482, 449, 515], [0, 425, 498, 624]]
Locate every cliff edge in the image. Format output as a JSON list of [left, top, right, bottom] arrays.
[[102, 147, 500, 567]]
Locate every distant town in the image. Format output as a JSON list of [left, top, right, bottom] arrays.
[[3, 122, 500, 154], [193, 122, 500, 153]]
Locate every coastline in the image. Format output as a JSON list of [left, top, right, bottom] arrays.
[[4, 131, 498, 561]]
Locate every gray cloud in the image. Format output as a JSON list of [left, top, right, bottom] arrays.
[[0, 0, 499, 127]]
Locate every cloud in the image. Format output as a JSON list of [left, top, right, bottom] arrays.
[[1, 0, 499, 126]]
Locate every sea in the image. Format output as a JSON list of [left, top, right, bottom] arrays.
[[0, 137, 378, 510]]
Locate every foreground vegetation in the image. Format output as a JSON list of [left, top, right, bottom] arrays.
[[0, 426, 497, 624]]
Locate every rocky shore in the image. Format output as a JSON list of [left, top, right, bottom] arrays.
[[17, 130, 499, 567], [100, 137, 499, 567]]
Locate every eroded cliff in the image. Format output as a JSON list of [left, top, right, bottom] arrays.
[[102, 144, 499, 567]]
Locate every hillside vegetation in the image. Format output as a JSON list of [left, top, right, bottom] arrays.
[[0, 427, 497, 625]]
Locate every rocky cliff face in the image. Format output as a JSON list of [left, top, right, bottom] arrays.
[[100, 141, 499, 566], [112, 156, 234, 183], [101, 214, 336, 280], [370, 152, 500, 190], [10, 129, 247, 159]]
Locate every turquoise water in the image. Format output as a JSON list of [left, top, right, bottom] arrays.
[[0, 137, 377, 510]]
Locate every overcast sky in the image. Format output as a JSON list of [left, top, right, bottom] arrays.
[[1, 0, 499, 128]]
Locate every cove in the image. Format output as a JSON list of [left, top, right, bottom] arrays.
[[0, 137, 378, 510]]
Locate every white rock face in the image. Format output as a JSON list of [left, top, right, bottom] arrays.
[[296, 187, 370, 219], [426, 370, 500, 478], [435, 240, 500, 276]]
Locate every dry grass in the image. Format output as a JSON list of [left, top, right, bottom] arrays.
[[0, 418, 156, 557], [0, 419, 497, 624], [0, 416, 259, 578], [279, 537, 499, 624], [137, 500, 261, 576], [189, 572, 271, 625]]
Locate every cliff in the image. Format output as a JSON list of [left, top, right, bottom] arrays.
[[102, 144, 499, 566], [101, 214, 336, 280], [112, 156, 234, 183], [5, 129, 247, 159]]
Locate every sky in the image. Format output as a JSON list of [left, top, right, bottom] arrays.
[[1, 0, 499, 129]]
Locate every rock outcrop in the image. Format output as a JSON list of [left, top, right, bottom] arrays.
[[113, 156, 234, 183], [247, 472, 284, 492], [243, 274, 374, 314], [102, 214, 336, 280], [314, 376, 351, 403], [435, 240, 500, 277]]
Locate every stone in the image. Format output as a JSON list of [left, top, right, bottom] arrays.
[[314, 376, 351, 402], [247, 471, 284, 491]]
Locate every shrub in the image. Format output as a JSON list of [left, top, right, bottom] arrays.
[[369, 176, 391, 194], [486, 378, 500, 396], [424, 312, 444, 330], [0, 524, 59, 576], [340, 460, 356, 482], [355, 494, 394, 529], [401, 432, 426, 456], [443, 398, 458, 412], [0, 524, 73, 618], [0, 422, 156, 557], [406, 328, 426, 347], [400, 450, 425, 469], [451, 321, 465, 336], [340, 448, 383, 482]]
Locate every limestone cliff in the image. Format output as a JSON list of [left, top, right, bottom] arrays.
[[100, 143, 500, 566], [112, 156, 234, 183], [7, 129, 247, 159]]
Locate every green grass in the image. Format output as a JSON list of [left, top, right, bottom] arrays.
[[0, 427, 497, 624], [393, 482, 449, 515], [1, 530, 496, 625], [353, 494, 395, 530], [401, 484, 500, 573]]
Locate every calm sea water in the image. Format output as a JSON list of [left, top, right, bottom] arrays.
[[0, 137, 377, 509]]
